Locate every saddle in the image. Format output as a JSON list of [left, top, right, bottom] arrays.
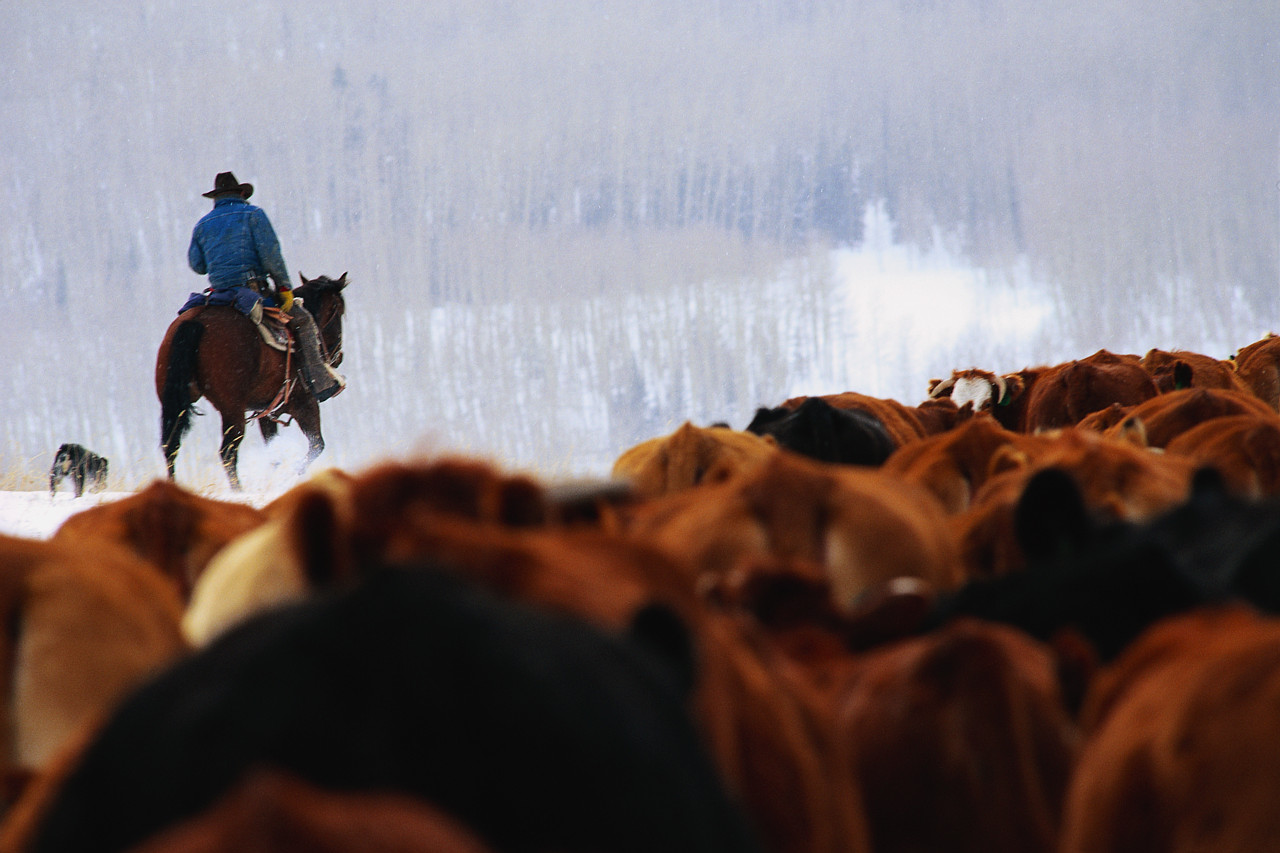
[[178, 286, 292, 352], [256, 308, 292, 352]]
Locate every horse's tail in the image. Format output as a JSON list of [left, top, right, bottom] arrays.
[[161, 321, 204, 472]]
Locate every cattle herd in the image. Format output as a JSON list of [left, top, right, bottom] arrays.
[[7, 335, 1280, 851]]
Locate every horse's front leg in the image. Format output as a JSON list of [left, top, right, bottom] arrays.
[[258, 418, 279, 445], [290, 396, 325, 476], [220, 416, 246, 491]]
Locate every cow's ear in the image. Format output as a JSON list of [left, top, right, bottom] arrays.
[[628, 603, 696, 699], [1014, 467, 1094, 562], [1173, 360, 1193, 390], [998, 374, 1025, 406], [291, 490, 354, 588]]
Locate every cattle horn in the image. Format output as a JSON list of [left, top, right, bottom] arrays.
[[927, 376, 956, 398], [993, 373, 1009, 405]]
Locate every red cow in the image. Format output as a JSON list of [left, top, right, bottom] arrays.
[[0, 534, 186, 808], [882, 414, 1048, 514], [1018, 350, 1157, 433], [612, 423, 778, 498], [1103, 386, 1276, 449], [1139, 347, 1247, 394], [619, 450, 965, 608], [928, 368, 1024, 430], [1163, 412, 1280, 498], [953, 428, 1195, 577], [1062, 607, 1280, 853], [1231, 332, 1280, 409], [838, 619, 1079, 853], [52, 479, 264, 603]]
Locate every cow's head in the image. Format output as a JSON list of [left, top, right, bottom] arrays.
[[928, 369, 1010, 412]]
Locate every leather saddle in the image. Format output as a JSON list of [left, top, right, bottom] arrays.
[[178, 286, 292, 352]]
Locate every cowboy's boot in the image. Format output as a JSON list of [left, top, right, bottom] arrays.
[[287, 306, 346, 402]]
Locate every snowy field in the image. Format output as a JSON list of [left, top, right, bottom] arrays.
[[0, 488, 269, 541], [0, 491, 134, 540]]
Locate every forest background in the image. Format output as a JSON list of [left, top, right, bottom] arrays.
[[3, 0, 1277, 488]]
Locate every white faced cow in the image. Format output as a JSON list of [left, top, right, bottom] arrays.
[[927, 369, 1010, 414]]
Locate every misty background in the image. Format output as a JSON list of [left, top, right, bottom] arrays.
[[3, 1, 1278, 490]]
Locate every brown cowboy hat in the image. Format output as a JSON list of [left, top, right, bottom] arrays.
[[202, 172, 254, 199]]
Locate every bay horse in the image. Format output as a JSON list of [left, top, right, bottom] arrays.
[[156, 273, 347, 490]]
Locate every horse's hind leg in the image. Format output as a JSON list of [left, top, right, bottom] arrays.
[[220, 416, 246, 491]]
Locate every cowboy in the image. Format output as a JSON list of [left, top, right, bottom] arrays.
[[188, 172, 345, 402]]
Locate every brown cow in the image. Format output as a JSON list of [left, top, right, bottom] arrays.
[[953, 428, 1195, 577], [0, 534, 185, 806], [52, 479, 264, 603], [1061, 607, 1280, 853], [838, 619, 1079, 853], [927, 366, 1056, 432], [1163, 412, 1280, 498], [184, 458, 571, 644], [881, 414, 1048, 514], [1018, 350, 1157, 433], [1074, 402, 1136, 434], [612, 422, 778, 498], [929, 368, 1018, 427], [1103, 386, 1277, 449], [1139, 347, 1247, 394], [1231, 331, 1280, 409], [619, 450, 964, 608]]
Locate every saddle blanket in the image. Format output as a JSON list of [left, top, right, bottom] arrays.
[[178, 286, 290, 351]]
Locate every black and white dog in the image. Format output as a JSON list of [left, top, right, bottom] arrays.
[[49, 443, 109, 497]]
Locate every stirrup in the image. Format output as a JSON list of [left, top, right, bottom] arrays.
[[312, 366, 346, 402], [314, 383, 344, 403]]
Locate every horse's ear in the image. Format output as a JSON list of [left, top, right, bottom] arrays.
[[337, 272, 348, 289], [298, 272, 310, 287]]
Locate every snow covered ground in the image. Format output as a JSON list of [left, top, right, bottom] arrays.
[[0, 488, 269, 541], [0, 491, 134, 540]]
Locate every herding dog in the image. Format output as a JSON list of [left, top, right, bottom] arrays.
[[49, 443, 109, 497]]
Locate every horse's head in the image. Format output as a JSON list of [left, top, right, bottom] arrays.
[[296, 272, 347, 367]]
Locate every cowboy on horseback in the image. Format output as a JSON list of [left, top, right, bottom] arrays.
[[188, 172, 345, 402]]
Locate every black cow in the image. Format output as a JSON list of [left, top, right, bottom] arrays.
[[31, 565, 763, 853], [49, 442, 109, 497], [846, 466, 1280, 668], [746, 397, 895, 466]]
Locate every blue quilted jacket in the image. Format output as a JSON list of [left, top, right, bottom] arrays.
[[188, 197, 292, 292]]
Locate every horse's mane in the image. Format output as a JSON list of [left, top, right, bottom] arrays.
[[297, 273, 348, 298]]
